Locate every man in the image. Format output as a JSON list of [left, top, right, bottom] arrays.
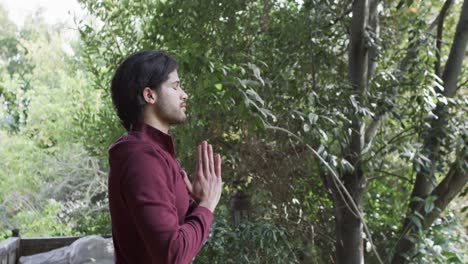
[[107, 50, 222, 264]]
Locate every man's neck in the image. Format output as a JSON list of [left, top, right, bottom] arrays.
[[143, 116, 169, 134]]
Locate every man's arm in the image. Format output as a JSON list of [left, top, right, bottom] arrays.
[[122, 146, 213, 264]]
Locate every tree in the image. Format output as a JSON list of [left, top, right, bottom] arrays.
[[297, 0, 467, 262], [392, 0, 468, 262], [263, 0, 467, 262]]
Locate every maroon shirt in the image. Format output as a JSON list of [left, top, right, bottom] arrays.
[[108, 122, 213, 264]]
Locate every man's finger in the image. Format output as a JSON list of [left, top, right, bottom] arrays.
[[181, 170, 193, 193], [209, 144, 215, 177], [215, 154, 221, 179], [196, 144, 202, 179], [202, 141, 209, 178]]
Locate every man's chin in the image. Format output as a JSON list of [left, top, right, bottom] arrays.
[[169, 116, 187, 125]]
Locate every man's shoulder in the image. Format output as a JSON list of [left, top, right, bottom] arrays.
[[109, 132, 149, 153], [108, 132, 169, 164]]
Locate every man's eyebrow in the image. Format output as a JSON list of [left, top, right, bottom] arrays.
[[171, 80, 180, 84]]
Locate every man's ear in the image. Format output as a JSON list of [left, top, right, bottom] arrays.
[[142, 87, 157, 104]]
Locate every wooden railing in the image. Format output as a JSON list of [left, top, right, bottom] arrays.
[[18, 236, 83, 258], [0, 237, 20, 264], [0, 229, 97, 264]]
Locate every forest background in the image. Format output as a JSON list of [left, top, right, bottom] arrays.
[[0, 0, 466, 263]]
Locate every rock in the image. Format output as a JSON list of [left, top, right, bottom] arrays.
[[19, 246, 70, 264], [69, 235, 114, 264]]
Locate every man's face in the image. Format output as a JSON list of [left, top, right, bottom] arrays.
[[154, 70, 188, 125]]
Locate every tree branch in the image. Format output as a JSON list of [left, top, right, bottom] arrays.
[[435, 0, 453, 76], [422, 155, 467, 229], [368, 170, 414, 184], [367, 0, 379, 82], [429, 0, 455, 32], [408, 0, 468, 209], [363, 0, 461, 149], [321, 3, 353, 30], [392, 145, 467, 264], [442, 0, 468, 97], [364, 113, 382, 146], [456, 77, 468, 90]]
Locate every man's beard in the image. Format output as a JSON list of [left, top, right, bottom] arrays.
[[155, 103, 187, 125]]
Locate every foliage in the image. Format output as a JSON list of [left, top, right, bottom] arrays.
[[9, 199, 75, 238], [196, 205, 298, 264], [0, 8, 109, 238], [0, 131, 108, 237], [415, 209, 467, 263]]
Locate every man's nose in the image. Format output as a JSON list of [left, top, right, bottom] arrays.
[[181, 89, 188, 99]]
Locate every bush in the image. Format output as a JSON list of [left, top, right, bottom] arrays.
[[195, 205, 299, 264]]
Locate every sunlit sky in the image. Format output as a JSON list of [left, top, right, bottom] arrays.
[[0, 0, 85, 27]]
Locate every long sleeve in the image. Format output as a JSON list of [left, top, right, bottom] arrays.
[[121, 146, 213, 264]]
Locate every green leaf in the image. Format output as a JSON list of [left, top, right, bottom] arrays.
[[411, 196, 425, 202], [214, 83, 223, 90], [424, 195, 437, 213], [409, 215, 422, 230], [341, 159, 354, 173], [308, 113, 318, 125]]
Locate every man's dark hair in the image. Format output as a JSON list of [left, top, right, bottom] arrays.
[[111, 50, 178, 131]]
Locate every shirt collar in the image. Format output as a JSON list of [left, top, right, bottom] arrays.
[[132, 122, 176, 157]]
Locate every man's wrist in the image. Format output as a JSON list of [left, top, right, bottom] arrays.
[[198, 200, 215, 213]]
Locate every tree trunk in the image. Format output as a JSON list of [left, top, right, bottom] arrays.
[[332, 0, 370, 263], [392, 147, 467, 264], [334, 169, 366, 264]]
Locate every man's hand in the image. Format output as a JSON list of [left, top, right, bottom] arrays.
[[183, 141, 222, 213]]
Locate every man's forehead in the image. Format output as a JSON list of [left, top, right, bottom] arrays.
[[167, 70, 179, 82]]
